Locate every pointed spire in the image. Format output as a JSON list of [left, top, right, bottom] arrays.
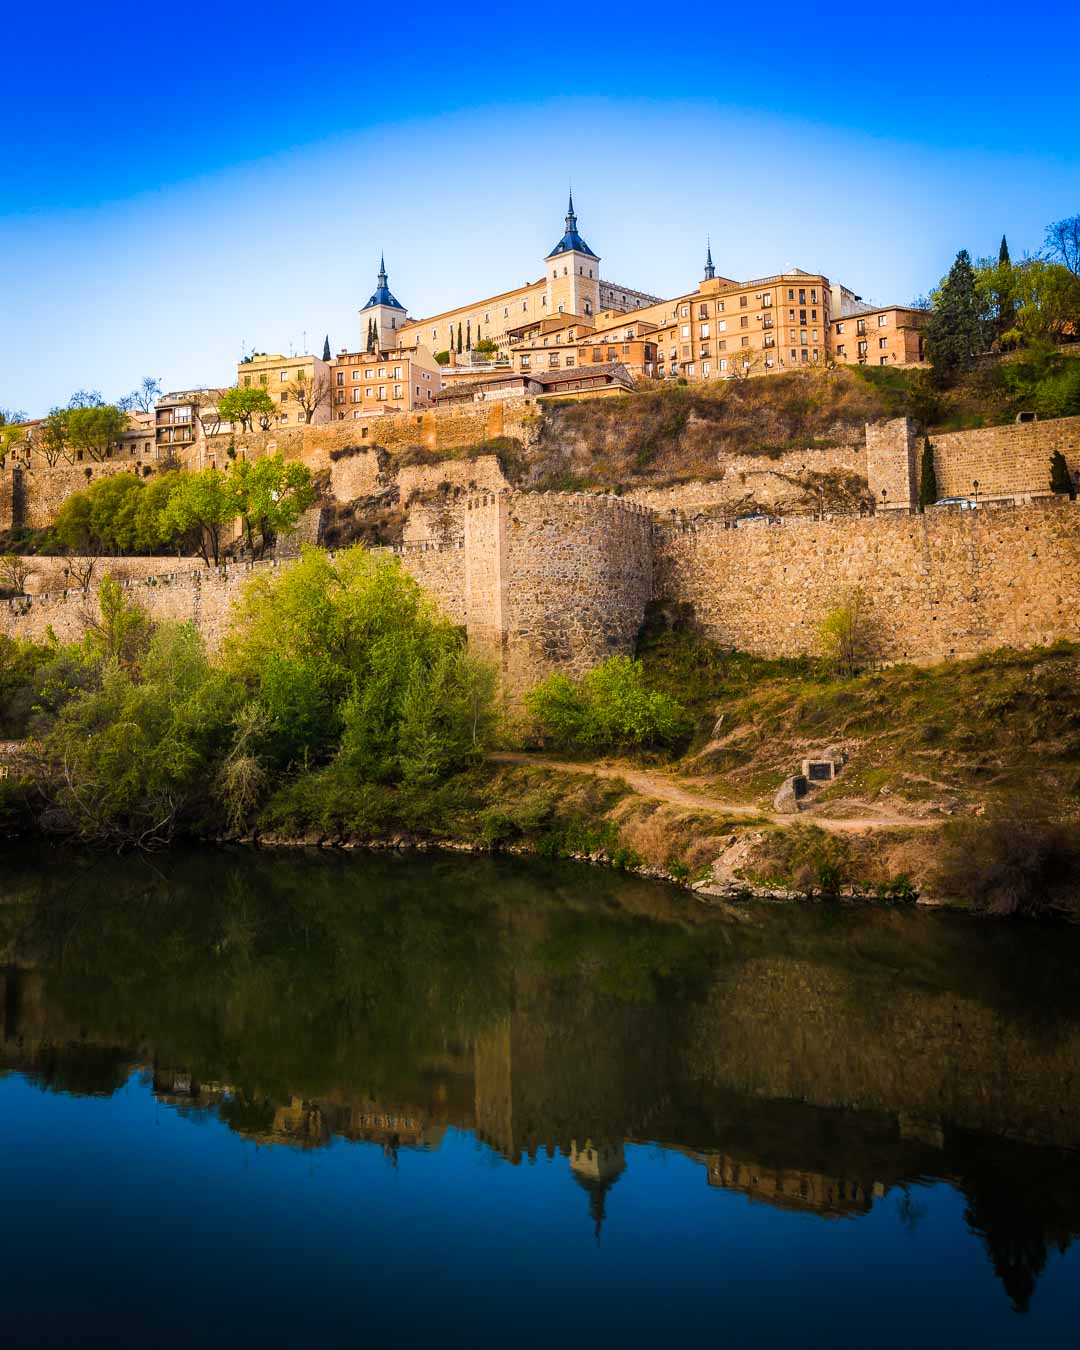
[[377, 252, 387, 287], [565, 189, 577, 233], [704, 237, 715, 281]]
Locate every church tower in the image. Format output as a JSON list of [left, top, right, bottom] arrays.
[[545, 193, 601, 321], [704, 238, 716, 282], [359, 253, 407, 351]]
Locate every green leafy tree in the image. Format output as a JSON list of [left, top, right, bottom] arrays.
[[926, 249, 983, 386], [474, 338, 498, 356], [224, 547, 496, 774], [525, 655, 691, 755], [161, 467, 237, 567], [43, 620, 243, 847], [918, 438, 939, 510], [818, 588, 878, 677], [1050, 450, 1075, 497], [39, 407, 71, 466], [219, 386, 275, 433], [66, 405, 128, 462], [82, 576, 155, 670], [322, 335, 332, 362], [228, 454, 315, 557]]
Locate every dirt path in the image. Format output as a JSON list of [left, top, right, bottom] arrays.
[[490, 752, 936, 835]]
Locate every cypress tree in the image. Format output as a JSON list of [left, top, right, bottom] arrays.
[[925, 249, 982, 387], [457, 323, 463, 354], [997, 235, 1017, 336], [466, 321, 471, 352], [1050, 450, 1075, 497], [322, 334, 331, 362], [918, 438, 939, 510]]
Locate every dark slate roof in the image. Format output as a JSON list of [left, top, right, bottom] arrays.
[[546, 192, 597, 260], [363, 254, 405, 311]]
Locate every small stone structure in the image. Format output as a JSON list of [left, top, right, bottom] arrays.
[[773, 775, 808, 814]]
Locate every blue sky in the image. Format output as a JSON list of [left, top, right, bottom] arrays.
[[4, 1, 1078, 419]]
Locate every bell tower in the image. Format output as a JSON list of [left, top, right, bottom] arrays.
[[359, 253, 407, 350], [544, 193, 601, 321]]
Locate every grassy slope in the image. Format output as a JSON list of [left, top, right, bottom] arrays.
[[639, 627, 1080, 812]]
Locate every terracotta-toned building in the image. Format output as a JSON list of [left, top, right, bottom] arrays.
[[831, 305, 928, 367], [236, 353, 334, 426], [328, 344, 442, 418]]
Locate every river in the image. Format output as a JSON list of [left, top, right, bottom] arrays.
[[1, 845, 1078, 1347]]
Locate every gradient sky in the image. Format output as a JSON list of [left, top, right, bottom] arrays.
[[4, 1, 1078, 419]]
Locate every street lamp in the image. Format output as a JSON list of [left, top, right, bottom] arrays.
[[972, 479, 980, 508], [880, 487, 888, 514]]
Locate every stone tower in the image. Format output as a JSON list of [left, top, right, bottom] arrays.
[[359, 253, 407, 351], [545, 193, 601, 320]]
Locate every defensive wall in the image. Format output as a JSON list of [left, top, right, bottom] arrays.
[[6, 493, 1079, 694], [5, 405, 1079, 534], [655, 498, 1080, 663], [4, 410, 1080, 694]]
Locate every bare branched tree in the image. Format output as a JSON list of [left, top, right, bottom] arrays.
[[118, 377, 163, 414], [1045, 215, 1080, 276], [287, 371, 332, 424]]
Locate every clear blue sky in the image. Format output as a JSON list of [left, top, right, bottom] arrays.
[[4, 0, 1078, 419]]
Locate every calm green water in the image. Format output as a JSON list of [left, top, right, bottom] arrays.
[[2, 845, 1079, 1348]]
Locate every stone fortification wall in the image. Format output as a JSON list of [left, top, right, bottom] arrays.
[[465, 492, 653, 695], [624, 444, 868, 518], [866, 414, 1080, 506], [20, 554, 202, 595], [654, 498, 1080, 662], [3, 461, 155, 531], [3, 540, 468, 651], [930, 415, 1080, 500]]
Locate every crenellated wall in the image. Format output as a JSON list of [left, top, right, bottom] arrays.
[[465, 492, 654, 694]]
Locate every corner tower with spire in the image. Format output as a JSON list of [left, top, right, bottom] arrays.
[[545, 192, 601, 320], [359, 253, 407, 351]]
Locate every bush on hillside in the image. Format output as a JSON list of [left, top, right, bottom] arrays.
[[932, 804, 1080, 916], [525, 655, 691, 756]]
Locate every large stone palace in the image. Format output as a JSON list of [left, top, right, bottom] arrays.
[[233, 194, 929, 429]]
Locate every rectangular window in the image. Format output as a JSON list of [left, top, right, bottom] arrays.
[[279, 370, 288, 381], [810, 289, 818, 303], [878, 314, 888, 326], [703, 362, 711, 376], [699, 304, 708, 318], [378, 386, 386, 400], [336, 371, 344, 385], [377, 367, 386, 378], [788, 289, 795, 300], [856, 320, 867, 335], [762, 293, 772, 306], [717, 339, 726, 351], [280, 392, 288, 403], [800, 310, 807, 323], [837, 344, 846, 356], [686, 363, 695, 376], [739, 296, 748, 308], [394, 384, 403, 398], [836, 323, 844, 334], [718, 319, 727, 332], [717, 301, 725, 312], [798, 289, 806, 304], [879, 337, 888, 349], [565, 356, 575, 367], [858, 341, 868, 356], [719, 359, 728, 372], [680, 305, 689, 317], [351, 388, 360, 403], [242, 376, 251, 388], [681, 324, 690, 338], [740, 316, 749, 328], [741, 336, 749, 347], [365, 387, 373, 397], [800, 331, 808, 345], [280, 414, 288, 423]]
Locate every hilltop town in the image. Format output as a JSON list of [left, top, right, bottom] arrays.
[[1, 199, 1079, 910]]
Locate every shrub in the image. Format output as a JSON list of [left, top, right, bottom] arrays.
[[818, 588, 879, 676], [932, 805, 1080, 917], [525, 655, 691, 756]]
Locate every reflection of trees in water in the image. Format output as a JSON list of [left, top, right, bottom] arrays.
[[3, 844, 1080, 1311], [964, 1161, 1077, 1314]]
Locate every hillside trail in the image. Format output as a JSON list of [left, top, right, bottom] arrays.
[[490, 751, 938, 836]]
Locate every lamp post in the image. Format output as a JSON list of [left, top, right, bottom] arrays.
[[880, 487, 888, 514], [972, 479, 980, 508]]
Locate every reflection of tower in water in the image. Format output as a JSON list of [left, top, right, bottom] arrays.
[[569, 1139, 626, 1241]]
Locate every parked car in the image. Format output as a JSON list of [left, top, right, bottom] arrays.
[[934, 497, 979, 510]]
